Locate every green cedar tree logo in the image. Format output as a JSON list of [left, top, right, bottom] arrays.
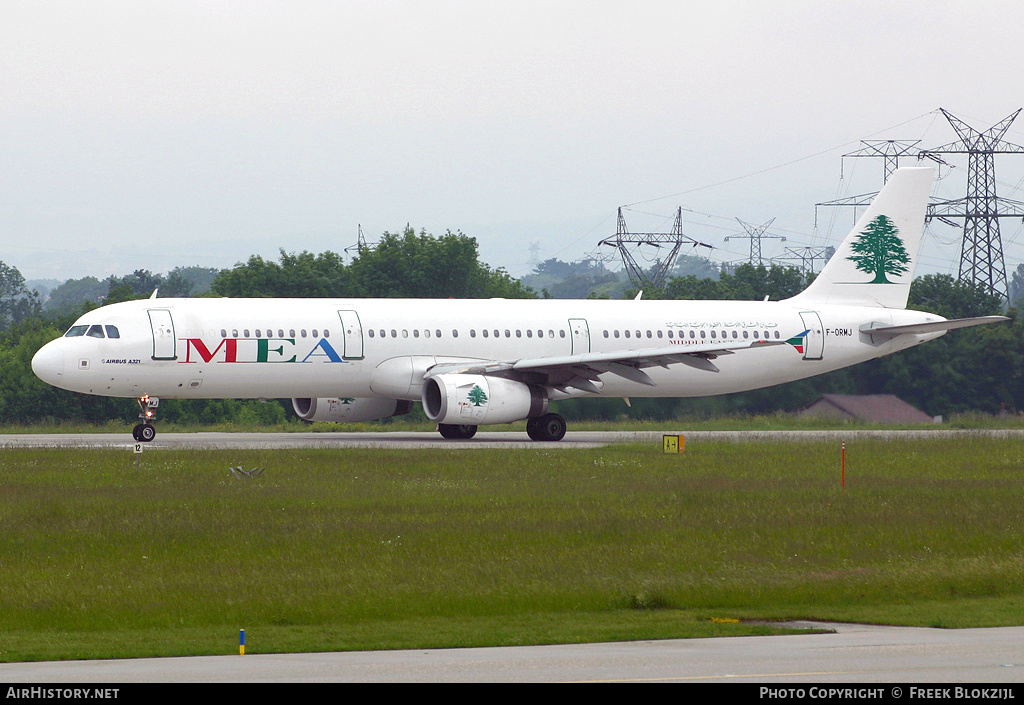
[[846, 214, 911, 284], [466, 384, 488, 406]]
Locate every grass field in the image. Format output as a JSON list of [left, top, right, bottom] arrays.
[[1, 435, 1023, 662]]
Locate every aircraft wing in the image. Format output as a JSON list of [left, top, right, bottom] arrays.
[[423, 339, 784, 394]]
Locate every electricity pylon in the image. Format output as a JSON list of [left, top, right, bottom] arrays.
[[599, 207, 712, 289], [920, 108, 1024, 300], [724, 218, 784, 265], [817, 140, 922, 209]]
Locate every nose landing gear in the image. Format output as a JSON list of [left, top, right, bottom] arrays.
[[132, 395, 159, 442]]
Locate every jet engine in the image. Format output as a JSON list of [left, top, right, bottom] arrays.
[[291, 397, 413, 423], [421, 373, 547, 425]]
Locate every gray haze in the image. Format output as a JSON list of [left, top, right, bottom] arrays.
[[3, 0, 1024, 284]]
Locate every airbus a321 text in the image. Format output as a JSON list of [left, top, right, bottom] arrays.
[[32, 167, 1007, 442]]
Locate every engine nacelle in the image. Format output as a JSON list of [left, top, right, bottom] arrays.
[[291, 397, 413, 423], [421, 374, 547, 426]]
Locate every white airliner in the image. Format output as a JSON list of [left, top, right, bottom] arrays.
[[31, 167, 1007, 442]]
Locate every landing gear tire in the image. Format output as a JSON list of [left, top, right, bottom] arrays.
[[133, 423, 156, 442], [526, 413, 567, 442], [437, 423, 477, 439]]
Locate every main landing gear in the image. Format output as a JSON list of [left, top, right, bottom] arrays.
[[133, 395, 159, 442], [436, 413, 567, 441], [526, 413, 567, 442], [437, 423, 477, 439]]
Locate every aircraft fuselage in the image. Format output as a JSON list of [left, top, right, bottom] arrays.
[[31, 296, 946, 401]]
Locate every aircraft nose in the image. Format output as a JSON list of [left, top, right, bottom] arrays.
[[31, 341, 65, 386]]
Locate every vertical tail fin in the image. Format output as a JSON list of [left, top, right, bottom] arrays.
[[789, 166, 934, 308]]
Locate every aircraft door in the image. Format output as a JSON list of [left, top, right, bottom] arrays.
[[798, 311, 824, 360], [147, 309, 177, 360], [569, 318, 591, 355], [337, 310, 365, 360]]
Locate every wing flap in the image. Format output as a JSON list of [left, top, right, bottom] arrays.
[[423, 339, 783, 392]]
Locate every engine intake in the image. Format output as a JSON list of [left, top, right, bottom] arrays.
[[421, 374, 547, 425]]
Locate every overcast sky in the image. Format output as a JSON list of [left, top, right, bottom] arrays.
[[4, 0, 1024, 285]]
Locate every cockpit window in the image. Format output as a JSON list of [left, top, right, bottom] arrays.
[[65, 324, 119, 339]]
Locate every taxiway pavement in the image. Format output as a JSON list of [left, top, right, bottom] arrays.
[[1, 622, 1023, 682]]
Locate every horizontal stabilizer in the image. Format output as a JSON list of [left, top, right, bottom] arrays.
[[860, 315, 1009, 339]]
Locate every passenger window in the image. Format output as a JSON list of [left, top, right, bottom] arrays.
[[65, 325, 88, 337], [105, 325, 120, 339], [87, 325, 105, 338]]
